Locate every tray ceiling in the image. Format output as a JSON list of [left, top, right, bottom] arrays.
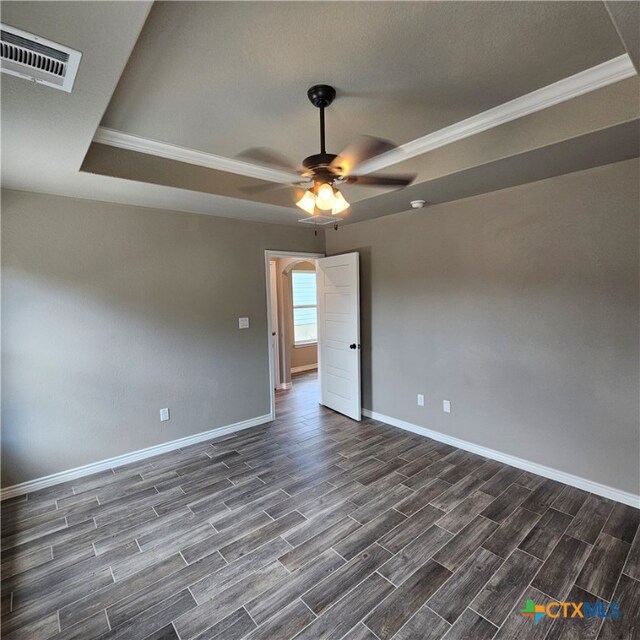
[[102, 1, 624, 161], [1, 1, 638, 226]]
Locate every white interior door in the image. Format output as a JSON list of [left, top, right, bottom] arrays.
[[269, 261, 280, 389], [317, 252, 361, 421]]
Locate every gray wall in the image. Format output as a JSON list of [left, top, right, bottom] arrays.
[[1, 190, 323, 486], [326, 159, 639, 495]]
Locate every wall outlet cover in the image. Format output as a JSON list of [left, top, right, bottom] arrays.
[[238, 317, 249, 329], [160, 408, 170, 422], [417, 394, 425, 407], [443, 400, 451, 414]]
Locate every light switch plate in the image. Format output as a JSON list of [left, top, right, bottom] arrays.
[[238, 317, 249, 329], [160, 408, 170, 422], [443, 400, 451, 414], [417, 394, 425, 407]]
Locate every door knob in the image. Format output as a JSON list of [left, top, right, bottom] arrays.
[[349, 343, 356, 349]]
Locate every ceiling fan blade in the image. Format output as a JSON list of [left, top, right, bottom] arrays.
[[330, 136, 397, 175], [239, 182, 290, 195], [344, 173, 416, 188], [237, 147, 300, 172], [240, 179, 310, 195]]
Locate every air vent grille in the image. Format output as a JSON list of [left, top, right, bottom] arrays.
[[1, 23, 81, 92], [298, 215, 339, 226]]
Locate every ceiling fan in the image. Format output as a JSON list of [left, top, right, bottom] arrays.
[[239, 85, 416, 216]]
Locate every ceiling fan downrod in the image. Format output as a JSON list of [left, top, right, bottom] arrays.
[[304, 85, 338, 173]]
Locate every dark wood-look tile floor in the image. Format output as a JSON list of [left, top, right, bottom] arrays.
[[1, 371, 639, 639]]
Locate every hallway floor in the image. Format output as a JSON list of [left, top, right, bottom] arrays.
[[1, 373, 639, 639]]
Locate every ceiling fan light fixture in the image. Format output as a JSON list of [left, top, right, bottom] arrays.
[[295, 189, 316, 215], [296, 183, 350, 217], [332, 190, 350, 215]]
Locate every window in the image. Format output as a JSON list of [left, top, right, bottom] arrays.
[[292, 270, 317, 345]]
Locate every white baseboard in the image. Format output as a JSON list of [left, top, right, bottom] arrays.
[[291, 364, 318, 374], [5, 406, 636, 507], [0, 413, 272, 501], [277, 382, 293, 390], [362, 409, 639, 508]]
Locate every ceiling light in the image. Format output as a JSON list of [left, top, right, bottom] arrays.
[[296, 183, 350, 216], [315, 183, 336, 210], [296, 190, 316, 215], [332, 190, 350, 215]]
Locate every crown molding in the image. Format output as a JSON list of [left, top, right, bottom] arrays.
[[93, 54, 636, 180], [92, 127, 302, 184], [357, 54, 636, 174]]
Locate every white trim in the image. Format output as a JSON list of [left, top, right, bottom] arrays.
[[279, 381, 293, 391], [291, 364, 318, 374], [264, 250, 324, 420], [362, 408, 640, 508], [92, 55, 635, 179], [93, 127, 301, 185], [357, 54, 636, 174], [0, 413, 272, 501], [269, 260, 281, 389]]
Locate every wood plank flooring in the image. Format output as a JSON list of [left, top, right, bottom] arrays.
[[1, 371, 639, 639]]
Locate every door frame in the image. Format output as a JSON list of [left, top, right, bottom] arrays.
[[268, 260, 281, 390], [264, 250, 325, 420]]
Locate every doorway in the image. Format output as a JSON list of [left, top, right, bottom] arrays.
[[265, 251, 324, 419]]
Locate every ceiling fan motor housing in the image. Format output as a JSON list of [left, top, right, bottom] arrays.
[[302, 153, 338, 171]]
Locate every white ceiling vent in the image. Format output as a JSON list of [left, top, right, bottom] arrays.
[[1, 23, 81, 92], [298, 215, 339, 226]]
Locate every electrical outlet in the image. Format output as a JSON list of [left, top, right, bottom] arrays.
[[417, 394, 425, 407], [238, 317, 249, 329], [160, 408, 170, 422], [443, 400, 451, 414]]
